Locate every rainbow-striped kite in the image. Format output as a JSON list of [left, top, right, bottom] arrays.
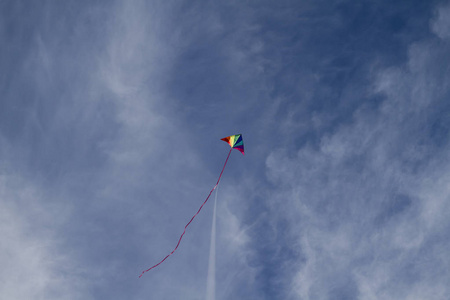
[[139, 134, 244, 278], [221, 134, 244, 155]]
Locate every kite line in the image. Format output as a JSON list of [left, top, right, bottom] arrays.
[[139, 134, 244, 278], [139, 148, 238, 277]]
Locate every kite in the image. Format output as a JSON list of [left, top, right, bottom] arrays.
[[139, 134, 244, 278]]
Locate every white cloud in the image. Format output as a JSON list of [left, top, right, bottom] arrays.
[[0, 175, 88, 300], [431, 3, 450, 40], [3, 1, 450, 299], [265, 7, 450, 300]]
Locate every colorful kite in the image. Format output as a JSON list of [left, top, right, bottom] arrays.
[[139, 134, 244, 278], [221, 134, 244, 155]]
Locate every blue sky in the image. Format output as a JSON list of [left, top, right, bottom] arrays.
[[1, 1, 450, 299]]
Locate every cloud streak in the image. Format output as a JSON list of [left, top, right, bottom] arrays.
[[1, 1, 450, 299]]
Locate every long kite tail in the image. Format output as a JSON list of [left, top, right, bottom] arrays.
[[139, 148, 233, 278]]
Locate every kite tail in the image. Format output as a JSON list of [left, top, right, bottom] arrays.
[[139, 148, 233, 278]]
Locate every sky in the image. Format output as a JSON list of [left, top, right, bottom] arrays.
[[1, 0, 450, 299]]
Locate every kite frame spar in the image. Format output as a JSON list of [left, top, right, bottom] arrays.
[[139, 134, 244, 278]]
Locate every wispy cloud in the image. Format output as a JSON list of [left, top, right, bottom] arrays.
[[264, 6, 450, 298], [0, 175, 89, 299], [1, 1, 449, 299]]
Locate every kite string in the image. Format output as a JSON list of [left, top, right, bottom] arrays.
[[139, 148, 233, 278]]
